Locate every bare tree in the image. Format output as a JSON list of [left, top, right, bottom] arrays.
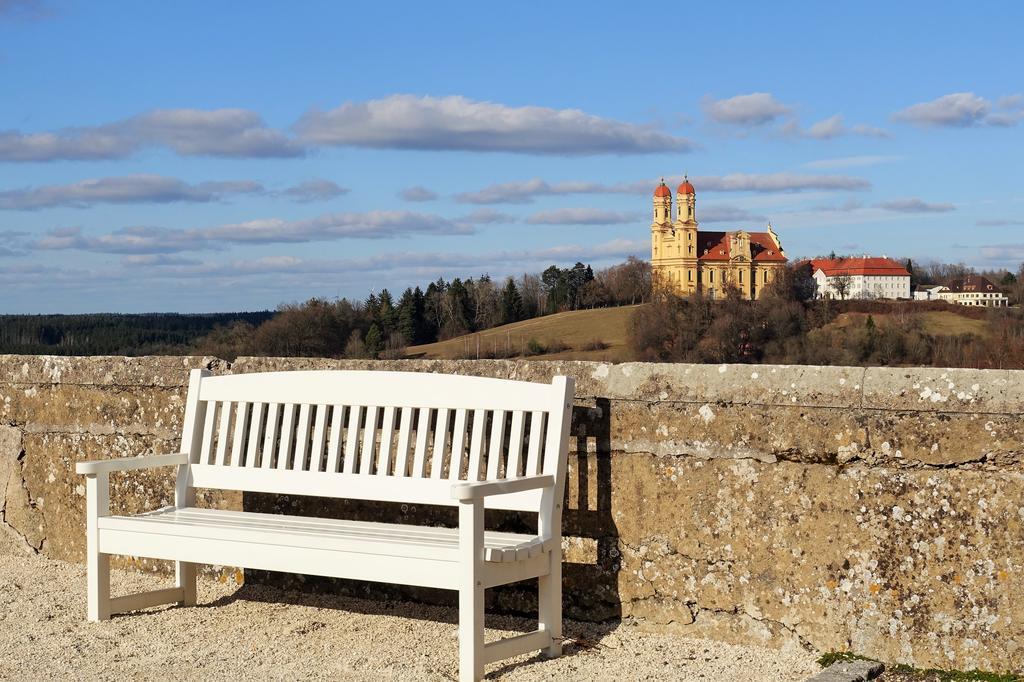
[[831, 274, 853, 301]]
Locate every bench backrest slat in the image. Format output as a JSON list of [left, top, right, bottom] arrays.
[[181, 370, 574, 512]]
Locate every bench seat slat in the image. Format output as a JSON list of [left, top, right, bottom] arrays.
[[98, 508, 546, 564]]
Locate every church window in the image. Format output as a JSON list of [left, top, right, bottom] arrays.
[[688, 270, 693, 282], [709, 271, 714, 283], [739, 271, 744, 283]]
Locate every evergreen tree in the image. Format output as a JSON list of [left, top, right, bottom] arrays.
[[377, 289, 396, 334], [365, 323, 383, 358], [396, 288, 417, 344], [500, 278, 523, 324], [411, 286, 428, 343]]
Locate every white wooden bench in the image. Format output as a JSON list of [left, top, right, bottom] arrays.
[[76, 369, 574, 681]]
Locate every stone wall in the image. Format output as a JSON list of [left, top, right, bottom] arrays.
[[1, 354, 1022, 673]]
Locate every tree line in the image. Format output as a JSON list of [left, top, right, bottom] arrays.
[[194, 257, 652, 361], [0, 311, 274, 356]]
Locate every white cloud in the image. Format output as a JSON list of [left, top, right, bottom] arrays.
[[0, 108, 303, 161], [850, 123, 891, 138], [977, 218, 1024, 227], [295, 94, 692, 155], [803, 155, 904, 169], [0, 174, 264, 210], [525, 208, 639, 225], [875, 198, 955, 213], [458, 208, 517, 224], [33, 210, 480, 255], [142, 238, 650, 280], [699, 205, 767, 224], [120, 254, 202, 267], [978, 244, 1024, 265], [692, 173, 870, 193], [892, 92, 1023, 128], [702, 93, 792, 126], [399, 186, 439, 202], [804, 115, 845, 139], [280, 179, 348, 203], [455, 172, 870, 204], [782, 115, 890, 140]]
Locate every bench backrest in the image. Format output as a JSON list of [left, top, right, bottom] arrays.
[[178, 370, 575, 513]]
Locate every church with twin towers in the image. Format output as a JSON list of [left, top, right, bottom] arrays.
[[650, 176, 788, 300]]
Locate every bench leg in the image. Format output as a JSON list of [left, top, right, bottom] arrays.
[[458, 499, 484, 682], [539, 549, 562, 658], [85, 473, 111, 622], [175, 561, 197, 606], [459, 580, 484, 682], [87, 550, 111, 621]]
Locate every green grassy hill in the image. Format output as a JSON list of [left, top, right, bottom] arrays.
[[824, 310, 990, 337], [405, 305, 639, 361]]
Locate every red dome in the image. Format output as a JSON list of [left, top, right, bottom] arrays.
[[653, 182, 671, 198], [677, 178, 695, 195]]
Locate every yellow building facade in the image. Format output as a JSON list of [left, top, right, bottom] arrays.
[[650, 177, 787, 300]]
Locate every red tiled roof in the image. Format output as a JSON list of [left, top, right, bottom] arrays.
[[677, 179, 695, 195], [696, 231, 787, 262], [654, 183, 671, 198], [810, 257, 911, 277]]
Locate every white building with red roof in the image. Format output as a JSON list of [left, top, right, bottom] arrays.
[[650, 176, 787, 300], [809, 257, 912, 300]]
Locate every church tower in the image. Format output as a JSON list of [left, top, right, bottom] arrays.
[[674, 176, 698, 294], [652, 178, 672, 228], [650, 179, 674, 290]]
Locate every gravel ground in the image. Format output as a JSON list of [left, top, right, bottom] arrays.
[[0, 531, 820, 681]]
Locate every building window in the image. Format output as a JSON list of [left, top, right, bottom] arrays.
[[688, 270, 693, 282], [709, 271, 714, 283]]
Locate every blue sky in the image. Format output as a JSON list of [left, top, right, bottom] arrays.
[[1, 0, 1022, 313]]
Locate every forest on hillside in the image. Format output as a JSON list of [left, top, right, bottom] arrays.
[[0, 312, 274, 356]]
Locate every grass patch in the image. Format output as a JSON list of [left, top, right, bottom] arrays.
[[817, 652, 1022, 682]]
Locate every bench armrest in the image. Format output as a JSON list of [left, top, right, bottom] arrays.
[[75, 452, 189, 476], [450, 474, 554, 501]]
